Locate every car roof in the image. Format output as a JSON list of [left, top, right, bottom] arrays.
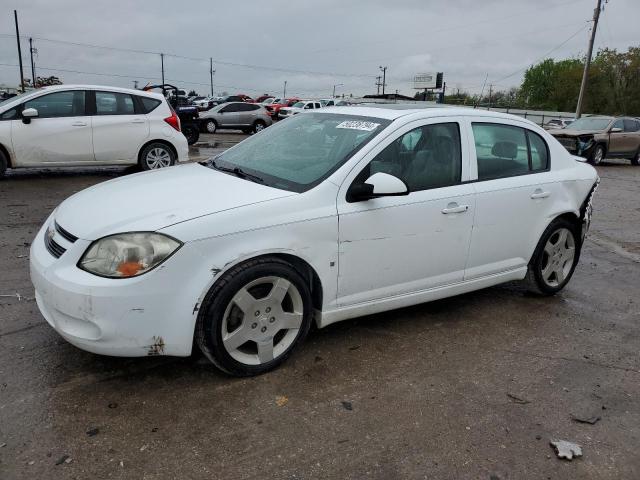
[[319, 105, 542, 123], [37, 84, 165, 99]]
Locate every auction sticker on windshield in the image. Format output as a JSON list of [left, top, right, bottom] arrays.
[[336, 120, 380, 131]]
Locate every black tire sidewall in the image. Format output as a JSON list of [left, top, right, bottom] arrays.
[[530, 218, 580, 295], [139, 143, 176, 171], [252, 121, 266, 134], [183, 125, 199, 145], [591, 145, 604, 165], [197, 259, 313, 376], [632, 149, 640, 166], [205, 119, 217, 134], [0, 150, 7, 178]]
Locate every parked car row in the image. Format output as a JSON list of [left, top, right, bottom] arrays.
[[549, 115, 640, 165]]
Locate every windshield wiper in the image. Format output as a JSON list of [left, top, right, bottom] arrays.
[[210, 159, 264, 184]]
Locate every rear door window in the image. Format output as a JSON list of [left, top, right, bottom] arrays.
[[472, 123, 549, 180], [95, 91, 135, 115], [623, 119, 639, 132]]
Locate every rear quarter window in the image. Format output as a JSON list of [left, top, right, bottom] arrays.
[[138, 96, 162, 114]]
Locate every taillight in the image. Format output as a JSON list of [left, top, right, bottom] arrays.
[[164, 108, 181, 132]]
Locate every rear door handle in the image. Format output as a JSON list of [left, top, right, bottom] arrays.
[[442, 202, 469, 214], [531, 189, 550, 199], [71, 121, 87, 127]]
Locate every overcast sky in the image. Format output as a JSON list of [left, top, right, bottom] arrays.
[[1, 0, 638, 98]]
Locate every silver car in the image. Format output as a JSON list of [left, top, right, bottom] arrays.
[[200, 102, 272, 134]]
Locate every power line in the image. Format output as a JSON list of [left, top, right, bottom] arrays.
[[0, 33, 375, 79], [490, 24, 589, 85]]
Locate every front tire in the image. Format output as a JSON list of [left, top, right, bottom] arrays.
[[590, 144, 605, 165], [182, 124, 199, 145], [632, 149, 640, 166], [139, 143, 176, 170], [195, 257, 313, 376], [525, 218, 580, 295], [252, 120, 266, 134], [0, 149, 7, 178], [203, 119, 217, 134]]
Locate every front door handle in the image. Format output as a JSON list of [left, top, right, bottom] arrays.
[[131, 119, 145, 124], [71, 121, 87, 127], [442, 202, 469, 214], [531, 189, 550, 199]]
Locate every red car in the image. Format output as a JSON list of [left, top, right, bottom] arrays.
[[264, 98, 300, 119], [254, 94, 274, 103]]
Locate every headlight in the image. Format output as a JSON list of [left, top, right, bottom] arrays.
[[78, 233, 182, 278]]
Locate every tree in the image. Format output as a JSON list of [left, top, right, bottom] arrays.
[[24, 76, 63, 88], [188, 90, 197, 96]]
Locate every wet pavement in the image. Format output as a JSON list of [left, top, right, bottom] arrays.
[[1, 143, 639, 479]]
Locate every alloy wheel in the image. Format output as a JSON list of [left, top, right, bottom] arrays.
[[221, 276, 304, 365], [540, 228, 575, 287], [206, 120, 216, 133], [145, 147, 172, 169], [593, 146, 604, 165], [254, 122, 265, 133]]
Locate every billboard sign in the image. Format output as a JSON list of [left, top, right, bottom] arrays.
[[414, 72, 443, 89]]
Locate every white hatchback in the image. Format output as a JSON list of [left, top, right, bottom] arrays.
[[30, 107, 598, 376], [0, 85, 189, 176]]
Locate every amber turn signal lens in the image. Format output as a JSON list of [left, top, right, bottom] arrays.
[[117, 261, 144, 277]]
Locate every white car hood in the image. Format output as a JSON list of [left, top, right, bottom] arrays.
[[54, 163, 295, 240]]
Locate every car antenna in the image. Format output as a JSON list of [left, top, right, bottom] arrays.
[[474, 74, 488, 109]]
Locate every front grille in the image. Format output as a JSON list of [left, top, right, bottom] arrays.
[[45, 233, 66, 258], [55, 222, 78, 243], [557, 137, 577, 151]]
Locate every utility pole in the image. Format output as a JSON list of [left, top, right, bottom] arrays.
[[133, 80, 139, 89], [441, 82, 447, 104], [332, 83, 343, 98], [283, 80, 287, 100], [379, 66, 387, 95], [209, 58, 215, 96], [375, 76, 382, 95], [488, 84, 493, 108], [29, 37, 36, 88], [14, 10, 25, 92], [160, 53, 165, 85], [575, 0, 603, 119]]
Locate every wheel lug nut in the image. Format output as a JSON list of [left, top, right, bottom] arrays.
[[269, 317, 275, 323], [251, 323, 257, 329], [265, 307, 271, 313], [254, 311, 260, 316], [261, 326, 267, 333]]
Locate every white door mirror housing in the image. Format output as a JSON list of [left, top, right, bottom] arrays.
[[22, 107, 38, 124], [349, 172, 410, 202]]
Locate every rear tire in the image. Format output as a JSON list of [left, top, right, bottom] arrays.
[[0, 149, 7, 178], [139, 143, 176, 171], [590, 144, 605, 165], [195, 257, 313, 376], [524, 218, 580, 295], [632, 149, 640, 166]]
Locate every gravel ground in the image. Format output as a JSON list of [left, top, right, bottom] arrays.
[[0, 139, 639, 479]]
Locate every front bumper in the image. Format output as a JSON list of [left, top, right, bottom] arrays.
[[30, 217, 205, 357]]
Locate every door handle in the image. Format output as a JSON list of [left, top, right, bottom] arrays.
[[71, 121, 87, 127], [442, 202, 469, 214], [531, 189, 550, 199], [131, 119, 145, 124]]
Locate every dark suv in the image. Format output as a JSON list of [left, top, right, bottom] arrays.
[[549, 116, 640, 165]]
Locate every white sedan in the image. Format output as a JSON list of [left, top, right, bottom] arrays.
[[30, 106, 598, 376]]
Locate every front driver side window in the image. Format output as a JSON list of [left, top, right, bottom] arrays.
[[354, 122, 462, 192], [24, 91, 86, 119]]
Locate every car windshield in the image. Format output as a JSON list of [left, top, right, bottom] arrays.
[[272, 98, 282, 103], [292, 102, 305, 108], [209, 112, 391, 192], [0, 89, 40, 109], [568, 117, 612, 131]]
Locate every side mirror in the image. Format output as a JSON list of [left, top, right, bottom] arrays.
[[610, 127, 623, 133], [22, 107, 38, 124], [349, 172, 410, 202]]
